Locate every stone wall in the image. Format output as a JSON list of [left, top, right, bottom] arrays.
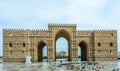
[[93, 30, 117, 61], [3, 24, 117, 62]]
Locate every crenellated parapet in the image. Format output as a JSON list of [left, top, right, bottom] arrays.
[[3, 29, 49, 37], [76, 29, 117, 37], [76, 30, 93, 36], [93, 29, 117, 32], [48, 24, 76, 33], [3, 29, 26, 31], [93, 29, 117, 37], [3, 29, 28, 37], [29, 29, 49, 37], [48, 24, 76, 27], [3, 28, 117, 37], [29, 29, 48, 32]]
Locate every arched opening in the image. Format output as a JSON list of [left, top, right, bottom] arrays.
[[78, 41, 87, 61], [37, 41, 47, 62], [43, 46, 47, 61], [78, 47, 81, 61], [55, 29, 71, 61], [56, 37, 68, 61]]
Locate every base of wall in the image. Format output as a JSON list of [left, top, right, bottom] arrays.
[[95, 58, 117, 61], [48, 59, 55, 62], [3, 57, 118, 63], [3, 58, 25, 63]]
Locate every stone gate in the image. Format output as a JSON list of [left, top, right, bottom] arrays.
[[3, 24, 117, 62]]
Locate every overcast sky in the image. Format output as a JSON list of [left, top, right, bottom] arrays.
[[0, 0, 120, 56]]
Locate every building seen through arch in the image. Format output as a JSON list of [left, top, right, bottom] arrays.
[[3, 24, 117, 62], [56, 37, 68, 61]]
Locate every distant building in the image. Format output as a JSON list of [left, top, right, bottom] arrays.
[[56, 51, 67, 57]]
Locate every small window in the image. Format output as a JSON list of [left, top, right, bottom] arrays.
[[110, 50, 112, 53], [23, 51, 24, 54], [23, 43, 25, 47], [98, 50, 101, 53], [110, 42, 113, 46], [98, 43, 101, 46], [9, 32, 12, 36], [10, 51, 12, 54], [111, 33, 113, 36], [9, 43, 12, 47]]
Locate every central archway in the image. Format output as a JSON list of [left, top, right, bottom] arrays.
[[37, 41, 47, 62], [55, 29, 71, 61]]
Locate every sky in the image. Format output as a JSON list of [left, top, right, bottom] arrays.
[[0, 0, 120, 56]]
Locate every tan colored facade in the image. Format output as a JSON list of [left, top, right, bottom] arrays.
[[3, 24, 117, 62]]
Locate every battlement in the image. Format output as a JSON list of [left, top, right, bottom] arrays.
[[76, 30, 93, 36], [4, 27, 116, 32], [77, 30, 93, 32], [93, 29, 117, 32], [48, 24, 76, 27], [3, 29, 49, 37], [3, 29, 26, 31], [76, 29, 117, 36], [3, 29, 48, 32], [77, 29, 117, 32], [29, 29, 48, 32]]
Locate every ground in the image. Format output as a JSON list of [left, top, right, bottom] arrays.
[[1, 60, 120, 71]]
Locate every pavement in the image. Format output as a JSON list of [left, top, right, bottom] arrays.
[[0, 61, 120, 71]]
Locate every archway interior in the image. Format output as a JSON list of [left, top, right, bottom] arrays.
[[38, 41, 47, 62], [78, 47, 81, 61], [78, 42, 87, 61], [55, 29, 70, 61], [56, 37, 68, 61]]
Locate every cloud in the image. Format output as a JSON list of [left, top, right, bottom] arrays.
[[0, 0, 67, 21], [56, 37, 68, 52], [0, 0, 120, 54]]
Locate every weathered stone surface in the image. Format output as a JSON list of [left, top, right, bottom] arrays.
[[3, 24, 117, 62]]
